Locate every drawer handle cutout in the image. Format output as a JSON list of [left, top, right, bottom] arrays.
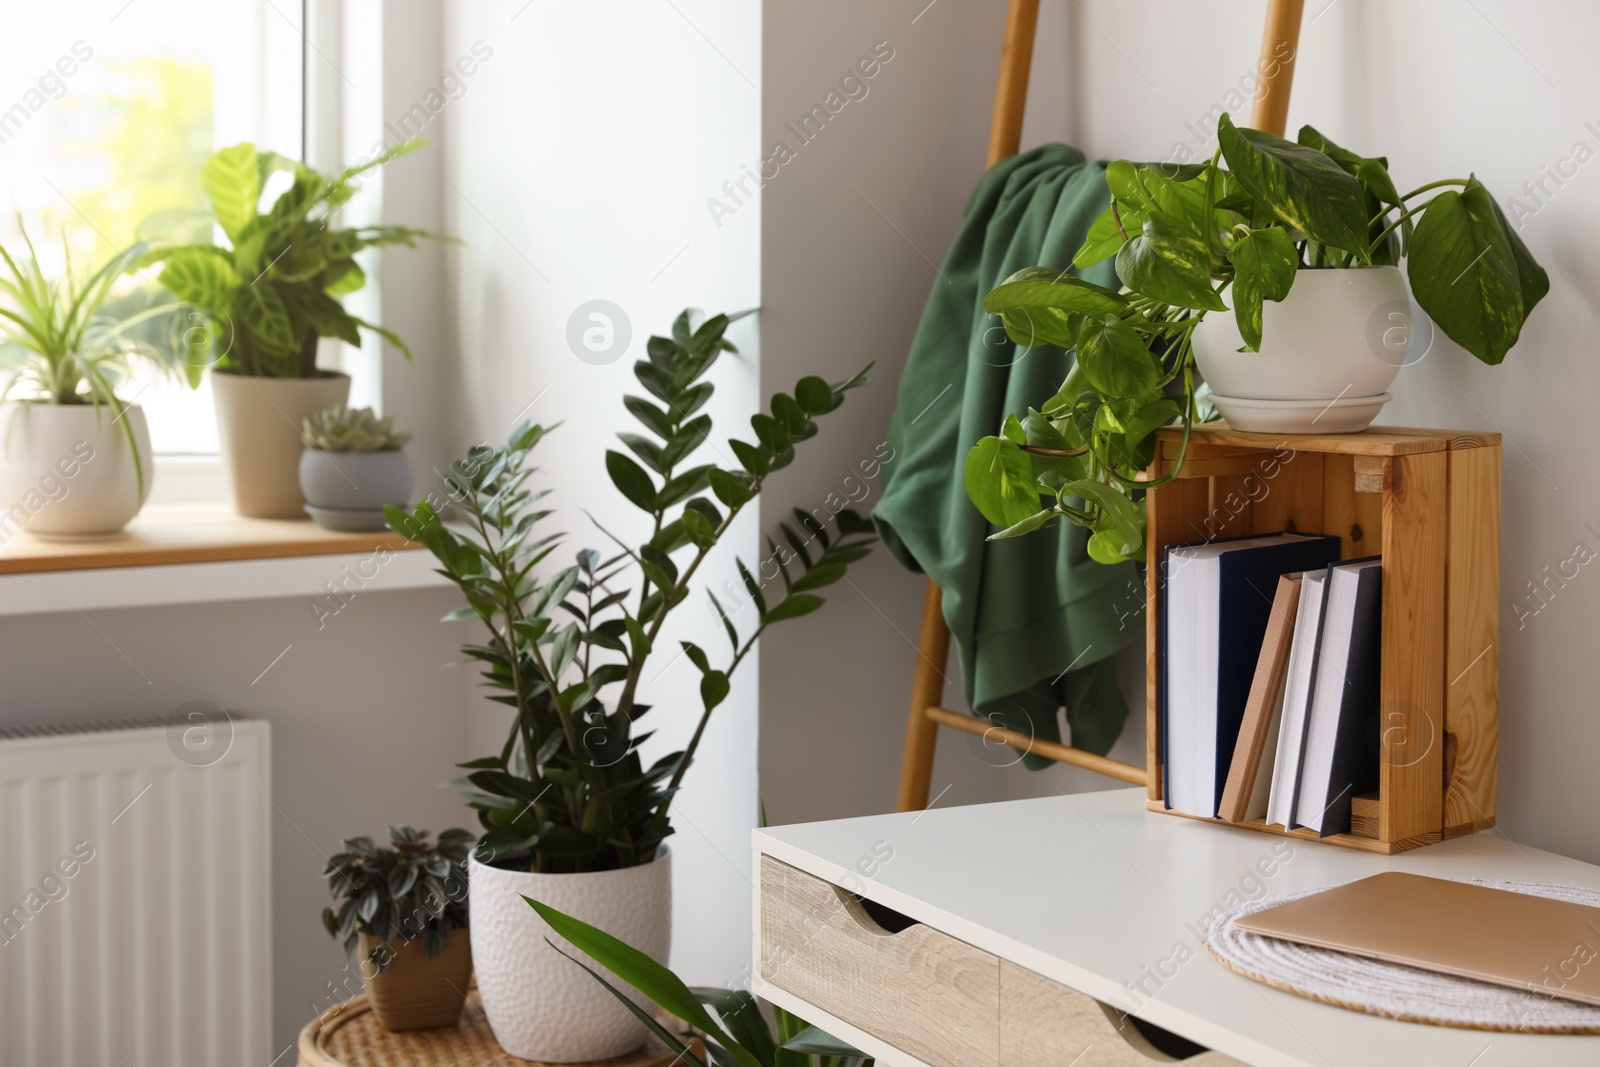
[[830, 886, 920, 935]]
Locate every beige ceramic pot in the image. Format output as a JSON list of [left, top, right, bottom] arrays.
[[212, 371, 349, 518], [356, 930, 472, 1031]]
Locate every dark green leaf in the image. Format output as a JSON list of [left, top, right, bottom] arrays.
[[983, 268, 1128, 348], [794, 375, 835, 413], [1409, 178, 1525, 365], [761, 595, 824, 623], [1076, 315, 1162, 398], [728, 439, 770, 478], [1229, 226, 1299, 351], [624, 395, 674, 440], [1217, 113, 1370, 257], [606, 451, 657, 512], [700, 671, 730, 710], [708, 469, 754, 508], [779, 1025, 869, 1058], [1115, 211, 1227, 311]]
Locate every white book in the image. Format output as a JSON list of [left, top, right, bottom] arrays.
[[1295, 558, 1384, 833], [1266, 570, 1327, 827]]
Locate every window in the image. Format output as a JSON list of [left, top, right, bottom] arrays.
[[1, 2, 305, 455]]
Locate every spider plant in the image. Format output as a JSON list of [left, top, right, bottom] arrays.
[[0, 226, 184, 492]]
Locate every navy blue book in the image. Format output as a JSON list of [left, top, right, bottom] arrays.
[[1161, 532, 1341, 818]]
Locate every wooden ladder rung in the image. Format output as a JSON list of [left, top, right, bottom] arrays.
[[923, 706, 1147, 786]]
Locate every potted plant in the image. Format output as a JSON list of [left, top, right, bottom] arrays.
[[387, 308, 876, 1061], [0, 230, 182, 537], [526, 895, 874, 1066], [965, 116, 1548, 565], [299, 406, 412, 531], [144, 139, 438, 519], [320, 825, 475, 1031]]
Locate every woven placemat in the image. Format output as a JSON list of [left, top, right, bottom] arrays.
[[300, 989, 700, 1067], [1205, 878, 1600, 1034]]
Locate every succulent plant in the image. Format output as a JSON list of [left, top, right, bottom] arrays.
[[320, 825, 475, 970], [303, 406, 412, 453]]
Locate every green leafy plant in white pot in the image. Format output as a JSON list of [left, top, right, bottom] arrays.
[[0, 230, 182, 537], [143, 139, 439, 519], [966, 117, 1548, 565], [299, 406, 412, 531], [387, 308, 876, 1061]]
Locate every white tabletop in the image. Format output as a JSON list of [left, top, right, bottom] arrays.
[[752, 787, 1600, 1067]]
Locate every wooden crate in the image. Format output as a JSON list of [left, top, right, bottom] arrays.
[[1143, 425, 1500, 854]]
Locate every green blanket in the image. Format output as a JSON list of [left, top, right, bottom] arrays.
[[872, 143, 1139, 764]]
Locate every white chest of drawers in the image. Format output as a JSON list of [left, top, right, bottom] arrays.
[[752, 788, 1600, 1067]]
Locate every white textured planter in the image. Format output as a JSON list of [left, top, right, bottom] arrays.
[[469, 849, 671, 1062], [0, 402, 153, 537], [1193, 266, 1409, 431], [212, 371, 350, 518]]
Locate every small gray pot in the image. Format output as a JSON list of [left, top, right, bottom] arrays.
[[298, 448, 413, 522]]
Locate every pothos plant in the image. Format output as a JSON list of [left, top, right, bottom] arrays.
[[388, 309, 875, 874], [966, 114, 1548, 564]]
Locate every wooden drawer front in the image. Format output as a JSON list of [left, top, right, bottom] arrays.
[[759, 857, 1000, 1067], [999, 962, 1245, 1067]]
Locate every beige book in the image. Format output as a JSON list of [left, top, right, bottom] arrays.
[[1217, 573, 1301, 823]]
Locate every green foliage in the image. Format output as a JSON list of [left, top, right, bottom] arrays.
[[526, 895, 872, 1067], [319, 826, 475, 973], [966, 116, 1548, 563], [303, 405, 411, 452], [388, 309, 875, 874], [143, 140, 444, 379], [0, 224, 188, 495]]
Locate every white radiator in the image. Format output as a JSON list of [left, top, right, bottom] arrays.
[[0, 715, 271, 1066]]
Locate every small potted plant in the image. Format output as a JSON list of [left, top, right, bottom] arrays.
[[143, 139, 441, 519], [0, 229, 183, 537], [387, 308, 877, 1061], [299, 406, 413, 531], [965, 116, 1548, 565], [320, 826, 475, 1031]]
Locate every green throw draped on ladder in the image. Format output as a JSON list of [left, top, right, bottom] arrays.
[[873, 143, 1140, 765]]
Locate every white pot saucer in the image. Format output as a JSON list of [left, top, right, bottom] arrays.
[[1207, 392, 1392, 435]]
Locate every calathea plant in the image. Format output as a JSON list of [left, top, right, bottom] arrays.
[[966, 115, 1548, 563], [143, 139, 440, 379], [388, 309, 875, 873], [320, 826, 474, 971]]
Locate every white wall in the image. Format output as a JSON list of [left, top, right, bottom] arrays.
[[0, 585, 473, 1052], [762, 0, 1600, 861], [439, 0, 762, 989]]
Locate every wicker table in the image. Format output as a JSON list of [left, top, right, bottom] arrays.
[[298, 990, 702, 1066]]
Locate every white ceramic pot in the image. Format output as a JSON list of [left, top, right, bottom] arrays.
[[0, 402, 153, 538], [212, 371, 350, 518], [469, 849, 672, 1062], [1192, 266, 1410, 431]]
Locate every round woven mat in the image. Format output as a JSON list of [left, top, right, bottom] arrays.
[[300, 990, 696, 1067], [1205, 878, 1600, 1034]]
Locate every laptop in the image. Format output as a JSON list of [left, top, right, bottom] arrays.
[[1234, 872, 1600, 1006]]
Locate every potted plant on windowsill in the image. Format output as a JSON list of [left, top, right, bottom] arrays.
[[387, 308, 876, 1062], [144, 139, 440, 519], [299, 406, 412, 531], [965, 116, 1547, 565], [320, 826, 475, 1031], [0, 230, 183, 537]]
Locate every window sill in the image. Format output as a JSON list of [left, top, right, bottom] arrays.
[[0, 504, 444, 616]]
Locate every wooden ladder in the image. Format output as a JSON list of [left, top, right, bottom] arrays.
[[895, 0, 1309, 812]]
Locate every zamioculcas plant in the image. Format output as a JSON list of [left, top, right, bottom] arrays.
[[526, 895, 873, 1067], [388, 309, 875, 873], [966, 116, 1548, 563]]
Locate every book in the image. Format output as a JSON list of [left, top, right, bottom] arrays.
[[1265, 567, 1328, 828], [1293, 557, 1383, 836], [1161, 532, 1341, 818], [1217, 573, 1302, 823]]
